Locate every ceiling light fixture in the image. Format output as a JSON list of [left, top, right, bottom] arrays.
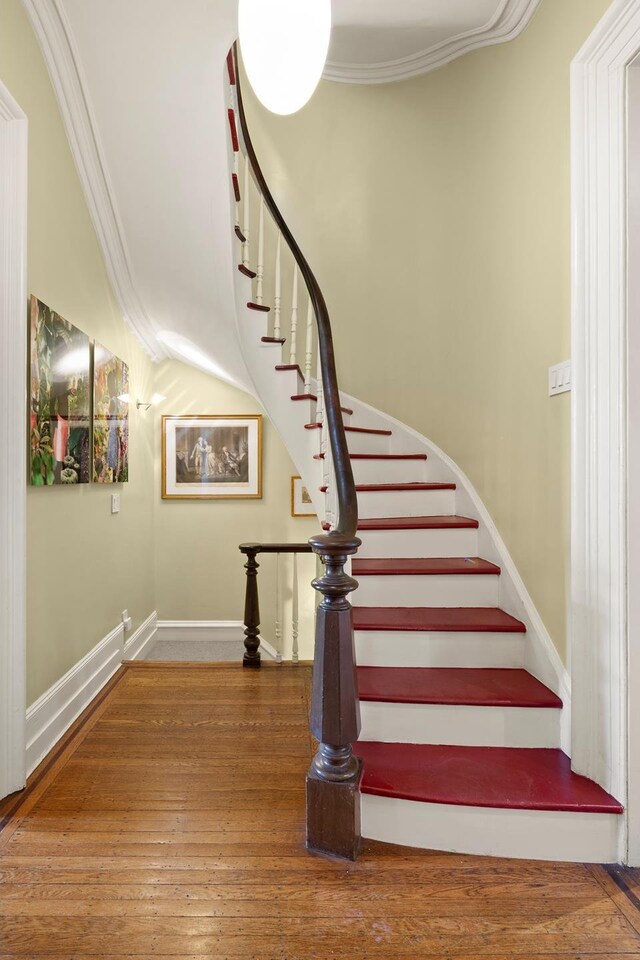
[[238, 0, 331, 115]]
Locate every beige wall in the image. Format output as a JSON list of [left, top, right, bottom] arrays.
[[0, 0, 329, 704], [1, 0, 157, 703], [152, 360, 318, 660], [243, 0, 613, 663]]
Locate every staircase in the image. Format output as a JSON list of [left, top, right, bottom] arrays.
[[225, 50, 623, 862]]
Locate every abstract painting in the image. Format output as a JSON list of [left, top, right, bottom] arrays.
[[29, 295, 91, 485], [93, 343, 129, 483], [162, 415, 262, 499]]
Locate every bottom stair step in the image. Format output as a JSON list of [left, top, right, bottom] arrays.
[[356, 744, 623, 862], [355, 743, 623, 813]]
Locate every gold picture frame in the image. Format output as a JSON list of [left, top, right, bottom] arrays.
[[291, 475, 315, 517], [162, 415, 262, 499]]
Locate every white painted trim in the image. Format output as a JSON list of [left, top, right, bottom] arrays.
[[123, 611, 158, 661], [361, 793, 622, 863], [21, 0, 164, 360], [570, 0, 640, 824], [324, 0, 541, 84], [154, 620, 278, 660], [0, 81, 27, 800], [25, 612, 157, 776], [340, 389, 572, 752]]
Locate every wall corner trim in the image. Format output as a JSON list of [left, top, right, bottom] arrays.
[[25, 612, 157, 776], [570, 0, 640, 811], [20, 0, 165, 360], [0, 81, 28, 800], [323, 0, 541, 84]]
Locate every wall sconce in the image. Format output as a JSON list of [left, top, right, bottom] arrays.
[[135, 393, 166, 411]]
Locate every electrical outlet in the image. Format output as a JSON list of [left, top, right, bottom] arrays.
[[549, 360, 571, 397], [111, 493, 120, 514], [122, 609, 132, 632]]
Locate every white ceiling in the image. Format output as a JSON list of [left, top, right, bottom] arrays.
[[33, 0, 537, 387], [329, 0, 501, 67]]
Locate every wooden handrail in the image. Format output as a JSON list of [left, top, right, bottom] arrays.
[[240, 543, 313, 555], [233, 45, 357, 538], [231, 46, 362, 861]]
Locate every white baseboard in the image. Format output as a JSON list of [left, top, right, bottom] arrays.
[[25, 611, 157, 775], [124, 611, 158, 660], [155, 620, 278, 660]]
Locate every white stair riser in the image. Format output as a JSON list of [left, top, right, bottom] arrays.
[[355, 630, 526, 668], [358, 527, 478, 558], [361, 795, 621, 863], [345, 432, 391, 455], [351, 459, 427, 485], [355, 573, 499, 608], [356, 488, 456, 519], [359, 702, 560, 748]]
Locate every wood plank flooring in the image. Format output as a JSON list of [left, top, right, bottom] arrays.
[[1, 661, 640, 958]]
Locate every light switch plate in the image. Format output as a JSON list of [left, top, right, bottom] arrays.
[[111, 493, 120, 514], [549, 360, 571, 397]]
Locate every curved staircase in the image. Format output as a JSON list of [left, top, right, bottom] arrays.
[[225, 51, 623, 862]]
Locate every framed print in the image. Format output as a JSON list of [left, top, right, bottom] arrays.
[[29, 295, 91, 485], [162, 415, 262, 499], [291, 475, 315, 517], [93, 342, 129, 483]]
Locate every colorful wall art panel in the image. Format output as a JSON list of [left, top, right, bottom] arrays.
[[29, 295, 91, 486], [93, 343, 129, 483]]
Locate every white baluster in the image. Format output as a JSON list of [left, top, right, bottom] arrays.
[[274, 553, 283, 663], [290, 266, 298, 366], [256, 197, 265, 304], [292, 553, 299, 663], [273, 233, 282, 339], [242, 154, 250, 269], [304, 297, 314, 393], [316, 350, 324, 425]]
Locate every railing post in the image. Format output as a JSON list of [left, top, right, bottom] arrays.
[[240, 545, 261, 668], [306, 532, 362, 861]]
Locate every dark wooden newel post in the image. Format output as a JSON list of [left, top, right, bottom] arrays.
[[240, 544, 261, 668], [306, 531, 363, 861]]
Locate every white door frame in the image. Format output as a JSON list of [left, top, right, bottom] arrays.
[[571, 0, 640, 862], [0, 82, 27, 800]]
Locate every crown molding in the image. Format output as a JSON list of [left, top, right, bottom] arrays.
[[324, 0, 542, 84], [21, 0, 166, 360]]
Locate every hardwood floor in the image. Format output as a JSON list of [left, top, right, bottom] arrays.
[[1, 662, 640, 958]]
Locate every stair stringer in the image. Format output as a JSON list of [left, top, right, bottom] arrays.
[[336, 390, 572, 754]]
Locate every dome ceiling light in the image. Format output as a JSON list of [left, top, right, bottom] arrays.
[[238, 0, 331, 115]]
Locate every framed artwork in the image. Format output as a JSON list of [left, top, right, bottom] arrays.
[[93, 343, 129, 483], [162, 415, 262, 499], [291, 475, 315, 517], [29, 295, 91, 485]]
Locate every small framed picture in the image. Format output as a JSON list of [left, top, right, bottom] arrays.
[[162, 415, 262, 499], [291, 475, 315, 517]]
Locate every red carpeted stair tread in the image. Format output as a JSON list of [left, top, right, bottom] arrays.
[[353, 557, 500, 576], [305, 424, 391, 435], [353, 607, 526, 633], [314, 453, 427, 461], [357, 667, 561, 707], [322, 482, 457, 493], [354, 742, 623, 813], [291, 394, 354, 415], [357, 515, 478, 531]]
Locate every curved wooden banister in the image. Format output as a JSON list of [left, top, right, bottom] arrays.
[[230, 45, 362, 862], [232, 44, 357, 539]]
